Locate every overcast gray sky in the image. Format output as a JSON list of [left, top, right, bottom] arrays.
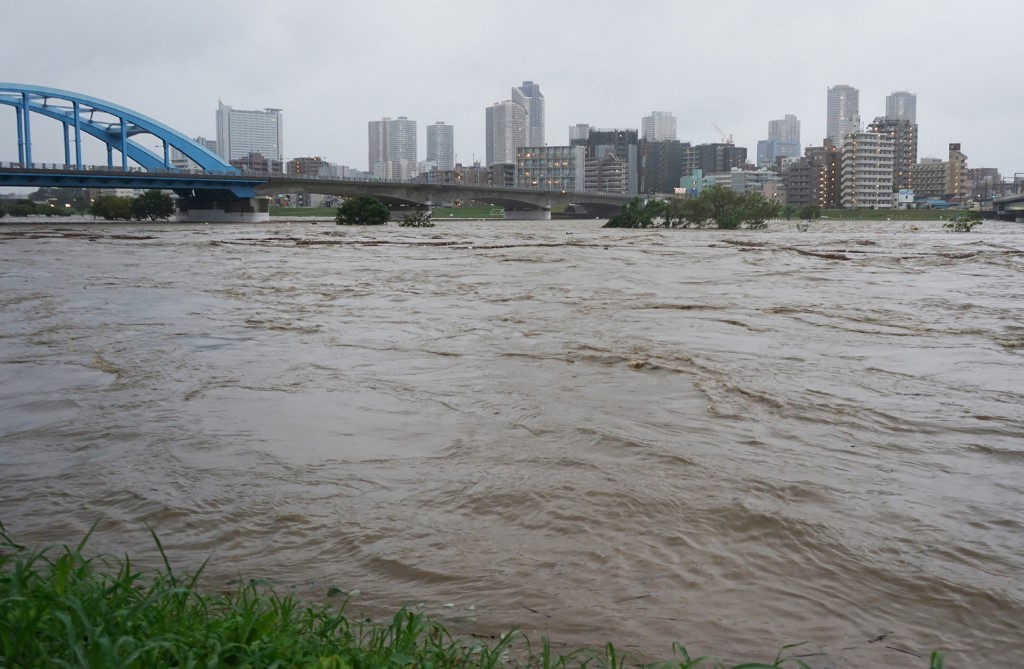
[[2, 0, 1022, 178]]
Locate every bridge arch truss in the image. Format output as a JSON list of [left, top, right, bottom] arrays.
[[0, 83, 236, 175]]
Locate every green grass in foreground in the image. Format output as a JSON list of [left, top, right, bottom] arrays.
[[0, 523, 944, 669]]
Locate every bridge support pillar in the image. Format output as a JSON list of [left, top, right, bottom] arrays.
[[504, 208, 551, 220], [177, 196, 271, 223]]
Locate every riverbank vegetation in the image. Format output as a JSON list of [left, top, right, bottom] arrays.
[[0, 525, 947, 669], [604, 187, 781, 230], [88, 190, 176, 221]]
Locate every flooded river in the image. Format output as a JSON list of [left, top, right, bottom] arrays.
[[1, 218, 1022, 667]]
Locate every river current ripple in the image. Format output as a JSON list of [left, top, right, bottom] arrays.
[[1, 219, 1022, 667]]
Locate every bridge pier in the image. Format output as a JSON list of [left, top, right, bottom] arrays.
[[177, 196, 271, 223], [504, 208, 551, 220]]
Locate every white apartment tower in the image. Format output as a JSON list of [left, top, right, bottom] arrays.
[[826, 85, 860, 146], [840, 131, 895, 209], [885, 91, 917, 124], [426, 122, 455, 171], [215, 102, 283, 162], [485, 100, 528, 166], [641, 111, 678, 141], [512, 81, 545, 146]]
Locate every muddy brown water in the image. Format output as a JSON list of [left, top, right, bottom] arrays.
[[1, 218, 1022, 667]]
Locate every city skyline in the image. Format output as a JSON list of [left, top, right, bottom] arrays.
[[1, 1, 1022, 179]]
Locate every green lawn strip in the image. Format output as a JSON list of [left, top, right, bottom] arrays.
[[0, 524, 943, 668]]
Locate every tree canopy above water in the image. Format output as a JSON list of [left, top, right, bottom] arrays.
[[604, 186, 782, 230]]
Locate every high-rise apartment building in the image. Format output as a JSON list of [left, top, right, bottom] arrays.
[[867, 116, 918, 192], [572, 129, 640, 195], [826, 85, 860, 146], [368, 119, 388, 175], [641, 111, 678, 141], [885, 91, 917, 123], [840, 132, 894, 209], [512, 81, 545, 147], [782, 140, 840, 209], [639, 139, 688, 194], [215, 102, 283, 163], [426, 122, 455, 172], [368, 116, 417, 177], [757, 114, 801, 168], [485, 100, 528, 166], [387, 117, 417, 164], [769, 114, 800, 143], [911, 143, 968, 201]]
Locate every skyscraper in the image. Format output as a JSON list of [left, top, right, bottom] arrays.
[[485, 100, 528, 166], [758, 113, 802, 167], [885, 91, 917, 123], [368, 118, 388, 175], [826, 85, 860, 146], [512, 81, 545, 146], [386, 117, 417, 164], [215, 102, 283, 162], [426, 122, 455, 171], [368, 116, 417, 177], [769, 114, 800, 143], [641, 111, 678, 141]]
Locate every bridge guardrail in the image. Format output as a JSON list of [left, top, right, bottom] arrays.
[[0, 163, 630, 198]]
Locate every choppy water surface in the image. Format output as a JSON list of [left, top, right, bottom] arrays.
[[1, 218, 1022, 667]]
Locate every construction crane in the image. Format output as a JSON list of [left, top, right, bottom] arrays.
[[710, 121, 734, 145]]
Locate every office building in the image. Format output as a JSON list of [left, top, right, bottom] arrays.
[[512, 81, 545, 146], [215, 102, 283, 163], [568, 123, 591, 142], [840, 132, 895, 208], [426, 122, 455, 172], [486, 100, 528, 166], [826, 85, 860, 146], [683, 143, 748, 176], [170, 136, 218, 170], [756, 140, 802, 168], [641, 111, 678, 141], [515, 145, 586, 191], [885, 91, 917, 123]]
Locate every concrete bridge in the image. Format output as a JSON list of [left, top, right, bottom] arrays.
[[992, 193, 1024, 221], [259, 175, 633, 220], [0, 83, 634, 222]]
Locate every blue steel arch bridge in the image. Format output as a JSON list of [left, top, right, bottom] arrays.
[[0, 84, 632, 221]]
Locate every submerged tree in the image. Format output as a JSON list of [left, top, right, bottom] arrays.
[[336, 196, 390, 225], [602, 197, 667, 228], [132, 190, 176, 221], [91, 195, 135, 220], [399, 210, 435, 227], [663, 185, 781, 230], [943, 210, 983, 232]]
